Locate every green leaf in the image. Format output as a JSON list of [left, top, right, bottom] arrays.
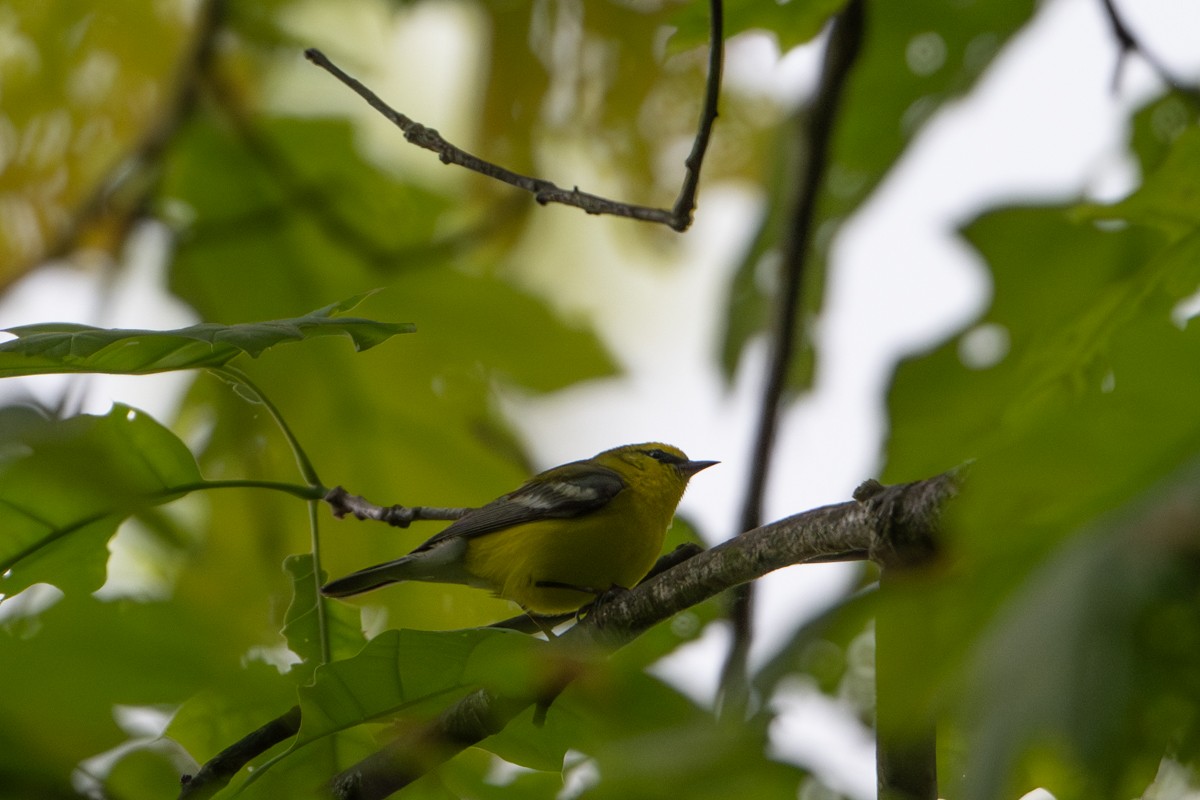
[[878, 125, 1200, 800], [559, 669, 807, 799], [292, 628, 547, 749], [1079, 126, 1200, 237], [885, 206, 1176, 482], [281, 554, 366, 684], [955, 459, 1200, 800], [0, 295, 414, 378], [0, 404, 203, 596], [212, 628, 551, 794], [0, 590, 266, 797]]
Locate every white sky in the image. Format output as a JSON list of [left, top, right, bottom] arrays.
[[3, 0, 1199, 795]]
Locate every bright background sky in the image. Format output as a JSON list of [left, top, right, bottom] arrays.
[[3, 1, 1199, 796]]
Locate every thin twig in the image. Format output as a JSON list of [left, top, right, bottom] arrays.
[[303, 0, 723, 232], [671, 0, 725, 225], [720, 0, 866, 715], [1100, 0, 1200, 101], [178, 706, 301, 800], [324, 486, 467, 528]]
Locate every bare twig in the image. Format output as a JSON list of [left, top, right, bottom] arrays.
[[672, 0, 725, 226], [304, 0, 723, 232], [1100, 0, 1200, 100], [721, 0, 866, 716], [328, 472, 957, 799], [324, 486, 467, 528]]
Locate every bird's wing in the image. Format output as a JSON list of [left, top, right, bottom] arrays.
[[413, 462, 627, 551]]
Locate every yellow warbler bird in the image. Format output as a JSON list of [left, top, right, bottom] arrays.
[[321, 443, 716, 614]]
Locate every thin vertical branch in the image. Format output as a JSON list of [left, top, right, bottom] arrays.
[[719, 0, 866, 714], [876, 568, 938, 800], [856, 477, 943, 800], [671, 0, 725, 226]]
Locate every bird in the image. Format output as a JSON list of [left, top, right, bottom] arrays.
[[321, 443, 717, 615]]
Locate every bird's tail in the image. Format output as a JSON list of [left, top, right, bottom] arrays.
[[323, 538, 473, 598], [321, 556, 416, 597]]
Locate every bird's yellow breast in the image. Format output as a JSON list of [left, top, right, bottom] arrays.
[[462, 482, 676, 614]]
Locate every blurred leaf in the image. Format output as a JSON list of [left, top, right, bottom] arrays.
[[433, 749, 568, 800], [884, 206, 1173, 483], [955, 459, 1200, 800], [0, 590, 258, 797], [0, 295, 412, 377], [1081, 126, 1200, 236], [0, 404, 202, 596], [719, 115, 817, 387], [878, 115, 1200, 797], [104, 745, 187, 800], [477, 1, 695, 211], [753, 585, 877, 700], [671, 0, 847, 52], [559, 668, 806, 799], [166, 662, 298, 772], [0, 2, 197, 282], [1129, 91, 1197, 175]]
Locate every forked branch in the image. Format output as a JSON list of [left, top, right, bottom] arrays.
[[304, 0, 724, 231]]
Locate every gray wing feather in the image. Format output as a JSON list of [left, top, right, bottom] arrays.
[[413, 464, 626, 552]]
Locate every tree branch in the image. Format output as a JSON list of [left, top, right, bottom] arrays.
[[723, 0, 866, 714], [303, 0, 723, 232], [327, 471, 958, 799], [178, 706, 301, 800]]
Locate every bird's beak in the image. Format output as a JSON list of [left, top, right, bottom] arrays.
[[679, 459, 718, 477]]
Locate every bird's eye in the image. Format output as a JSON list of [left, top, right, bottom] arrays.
[[644, 447, 684, 465]]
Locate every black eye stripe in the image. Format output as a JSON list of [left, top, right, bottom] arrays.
[[644, 448, 684, 465]]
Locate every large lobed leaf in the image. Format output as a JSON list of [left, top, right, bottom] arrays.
[[0, 295, 413, 377], [881, 95, 1200, 799]]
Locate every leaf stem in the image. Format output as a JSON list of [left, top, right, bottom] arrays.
[[0, 479, 323, 577], [209, 366, 322, 488], [208, 366, 334, 667]]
